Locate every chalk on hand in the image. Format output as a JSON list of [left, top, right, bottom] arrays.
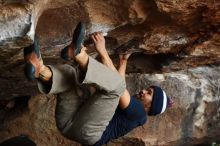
[[103, 32, 108, 36]]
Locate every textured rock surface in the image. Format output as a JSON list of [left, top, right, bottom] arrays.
[[0, 0, 220, 99], [155, 0, 220, 30], [0, 95, 79, 146], [0, 66, 220, 146], [0, 0, 220, 145]]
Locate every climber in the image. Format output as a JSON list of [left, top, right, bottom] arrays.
[[23, 22, 173, 146]]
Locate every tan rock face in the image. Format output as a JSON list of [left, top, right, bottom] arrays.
[[155, 0, 220, 30], [0, 95, 80, 146], [0, 3, 33, 48], [0, 0, 220, 145]]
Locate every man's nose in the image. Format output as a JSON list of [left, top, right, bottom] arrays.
[[140, 90, 145, 95]]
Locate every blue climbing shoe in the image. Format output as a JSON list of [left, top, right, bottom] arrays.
[[23, 37, 42, 80], [61, 22, 86, 60]]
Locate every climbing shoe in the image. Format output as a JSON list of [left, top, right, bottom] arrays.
[[61, 22, 86, 60], [23, 37, 42, 80]]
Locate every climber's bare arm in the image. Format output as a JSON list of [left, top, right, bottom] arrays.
[[91, 32, 117, 71], [118, 54, 131, 79], [117, 54, 131, 109], [91, 32, 132, 109]]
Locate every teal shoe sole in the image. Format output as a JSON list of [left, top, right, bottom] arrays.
[[61, 22, 85, 60], [23, 37, 41, 80], [24, 62, 35, 80]]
